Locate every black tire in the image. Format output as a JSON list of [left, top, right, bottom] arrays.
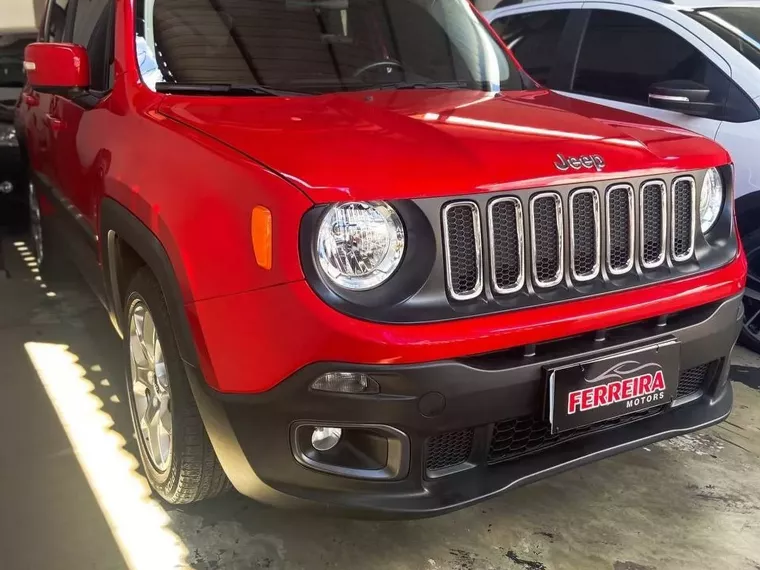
[[740, 227, 760, 354], [124, 267, 230, 503]]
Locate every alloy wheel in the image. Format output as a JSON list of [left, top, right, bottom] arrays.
[[128, 299, 173, 472]]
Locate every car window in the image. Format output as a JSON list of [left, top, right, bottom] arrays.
[[72, 0, 115, 91], [573, 10, 729, 110], [45, 0, 71, 42], [133, 0, 528, 94], [685, 7, 760, 72], [490, 10, 570, 85]]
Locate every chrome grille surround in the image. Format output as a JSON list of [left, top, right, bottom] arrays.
[[605, 184, 635, 276], [640, 180, 667, 269], [488, 196, 525, 294], [442, 201, 483, 301], [671, 176, 696, 262], [529, 192, 564, 289], [569, 188, 601, 282]]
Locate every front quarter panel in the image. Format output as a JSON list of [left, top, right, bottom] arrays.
[[101, 98, 313, 304]]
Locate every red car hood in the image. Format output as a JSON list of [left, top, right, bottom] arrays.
[[159, 89, 729, 203]]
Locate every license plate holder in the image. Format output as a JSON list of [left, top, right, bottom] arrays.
[[548, 341, 680, 434]]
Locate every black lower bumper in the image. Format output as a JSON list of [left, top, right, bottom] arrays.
[[188, 294, 742, 518]]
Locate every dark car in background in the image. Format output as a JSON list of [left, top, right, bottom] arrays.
[[1, 35, 34, 230]]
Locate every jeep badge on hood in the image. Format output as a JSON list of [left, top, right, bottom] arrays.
[[555, 153, 605, 172]]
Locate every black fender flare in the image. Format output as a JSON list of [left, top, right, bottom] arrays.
[[99, 197, 200, 368]]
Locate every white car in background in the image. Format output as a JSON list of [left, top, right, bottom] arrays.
[[486, 0, 760, 350]]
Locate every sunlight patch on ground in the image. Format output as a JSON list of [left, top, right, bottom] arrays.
[[25, 341, 190, 570]]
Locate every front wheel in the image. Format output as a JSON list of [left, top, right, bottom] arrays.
[[124, 268, 230, 503], [740, 227, 760, 353]]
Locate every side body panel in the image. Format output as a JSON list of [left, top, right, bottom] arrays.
[[554, 3, 730, 142], [716, 119, 760, 200]]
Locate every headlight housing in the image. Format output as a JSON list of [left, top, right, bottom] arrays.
[[316, 201, 405, 291], [699, 167, 723, 234], [0, 124, 17, 147]]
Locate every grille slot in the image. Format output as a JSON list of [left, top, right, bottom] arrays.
[[606, 184, 634, 275], [641, 181, 667, 268], [569, 189, 600, 281], [425, 429, 474, 472], [442, 202, 483, 300], [530, 193, 563, 288], [488, 197, 525, 294], [672, 177, 696, 262]]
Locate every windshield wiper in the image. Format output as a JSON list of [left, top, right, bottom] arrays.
[[155, 82, 311, 96], [373, 80, 490, 91]]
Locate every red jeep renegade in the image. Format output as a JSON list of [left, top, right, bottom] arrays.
[[16, 0, 746, 517]]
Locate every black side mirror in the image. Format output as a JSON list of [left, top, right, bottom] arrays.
[[648, 80, 718, 117]]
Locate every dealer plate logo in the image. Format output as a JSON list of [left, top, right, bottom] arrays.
[[568, 361, 667, 415]]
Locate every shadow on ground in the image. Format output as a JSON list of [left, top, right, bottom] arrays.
[[1, 231, 759, 570]]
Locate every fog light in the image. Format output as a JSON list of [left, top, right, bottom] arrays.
[[311, 372, 379, 394], [311, 427, 342, 451], [0, 181, 13, 195]]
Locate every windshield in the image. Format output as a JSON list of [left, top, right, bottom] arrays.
[[686, 6, 760, 71], [134, 0, 526, 94]]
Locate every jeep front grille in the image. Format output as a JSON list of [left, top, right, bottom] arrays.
[[442, 177, 698, 300]]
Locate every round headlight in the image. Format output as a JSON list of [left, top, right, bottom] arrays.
[[699, 168, 723, 234], [316, 201, 405, 291]]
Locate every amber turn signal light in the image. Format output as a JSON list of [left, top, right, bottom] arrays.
[[251, 206, 272, 270]]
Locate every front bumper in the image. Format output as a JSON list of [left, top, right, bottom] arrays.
[[189, 293, 742, 518]]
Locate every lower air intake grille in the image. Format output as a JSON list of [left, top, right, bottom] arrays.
[[426, 429, 474, 472], [676, 362, 711, 398], [488, 406, 663, 466], [424, 363, 719, 472], [443, 202, 482, 300]]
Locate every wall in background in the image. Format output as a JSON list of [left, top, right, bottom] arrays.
[[0, 0, 44, 35]]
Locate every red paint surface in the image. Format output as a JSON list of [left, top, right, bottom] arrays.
[[159, 89, 730, 204], [191, 254, 746, 392], [24, 43, 90, 90], [16, 0, 745, 394]]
